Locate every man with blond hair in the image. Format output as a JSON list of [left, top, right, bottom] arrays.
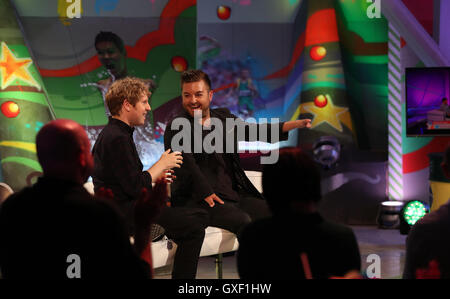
[[93, 77, 209, 279]]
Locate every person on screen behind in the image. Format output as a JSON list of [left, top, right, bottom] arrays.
[[94, 31, 156, 116], [227, 68, 258, 118], [439, 98, 450, 119], [403, 144, 450, 279], [237, 147, 361, 279]]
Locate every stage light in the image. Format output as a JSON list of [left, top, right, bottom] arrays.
[[313, 136, 340, 170], [1, 101, 20, 118], [399, 200, 429, 235], [377, 201, 404, 229], [403, 200, 427, 225]]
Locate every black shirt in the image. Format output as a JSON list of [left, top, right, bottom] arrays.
[[0, 177, 149, 279], [197, 127, 240, 202], [164, 108, 289, 206], [92, 118, 152, 203]]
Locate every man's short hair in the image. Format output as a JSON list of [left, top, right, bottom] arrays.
[[262, 147, 321, 214], [36, 123, 84, 172], [95, 31, 126, 54], [105, 77, 151, 116], [180, 69, 212, 90]]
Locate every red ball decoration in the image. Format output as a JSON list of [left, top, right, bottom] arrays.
[[310, 46, 327, 61], [1, 101, 20, 118], [171, 56, 188, 72], [314, 95, 328, 108], [217, 5, 231, 20]]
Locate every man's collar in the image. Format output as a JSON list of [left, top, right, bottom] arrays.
[[109, 117, 135, 134]]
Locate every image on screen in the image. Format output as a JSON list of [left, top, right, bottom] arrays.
[[405, 67, 450, 136]]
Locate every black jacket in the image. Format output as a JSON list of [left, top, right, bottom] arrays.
[[164, 108, 288, 206]]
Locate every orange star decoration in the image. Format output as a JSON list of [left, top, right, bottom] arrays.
[[299, 94, 353, 133], [0, 42, 40, 90]]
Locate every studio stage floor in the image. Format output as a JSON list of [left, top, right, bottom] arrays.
[[154, 225, 407, 279]]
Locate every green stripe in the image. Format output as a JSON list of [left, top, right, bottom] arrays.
[[52, 103, 104, 111], [388, 49, 401, 63], [389, 183, 402, 197], [388, 89, 401, 103], [353, 55, 388, 64], [389, 140, 402, 158], [388, 97, 402, 115], [389, 153, 402, 170], [389, 180, 402, 192], [326, 74, 344, 79], [389, 161, 403, 178], [388, 110, 402, 125], [388, 153, 402, 169], [391, 103, 402, 118], [0, 91, 48, 106], [388, 100, 402, 116], [390, 82, 402, 95], [390, 122, 402, 137], [301, 82, 346, 92], [389, 28, 400, 41], [388, 129, 402, 145], [1, 156, 42, 172], [389, 41, 401, 53], [389, 62, 402, 76], [388, 120, 402, 137], [388, 69, 401, 84]]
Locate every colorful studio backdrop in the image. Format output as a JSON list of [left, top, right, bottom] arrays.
[[1, 0, 448, 224]]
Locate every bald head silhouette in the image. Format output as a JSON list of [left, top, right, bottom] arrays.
[[36, 119, 93, 184]]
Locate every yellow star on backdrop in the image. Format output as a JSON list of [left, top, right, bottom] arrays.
[[293, 94, 353, 132], [0, 42, 40, 90]]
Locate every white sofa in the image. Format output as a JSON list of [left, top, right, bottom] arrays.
[[84, 170, 263, 278], [151, 170, 263, 277]]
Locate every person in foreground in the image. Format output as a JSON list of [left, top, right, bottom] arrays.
[[0, 119, 166, 279], [403, 144, 450, 279], [237, 147, 361, 279]]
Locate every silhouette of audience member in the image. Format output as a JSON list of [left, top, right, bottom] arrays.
[[403, 144, 450, 279], [0, 119, 165, 279], [237, 147, 361, 279]]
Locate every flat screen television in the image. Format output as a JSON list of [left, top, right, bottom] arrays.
[[405, 67, 450, 136]]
